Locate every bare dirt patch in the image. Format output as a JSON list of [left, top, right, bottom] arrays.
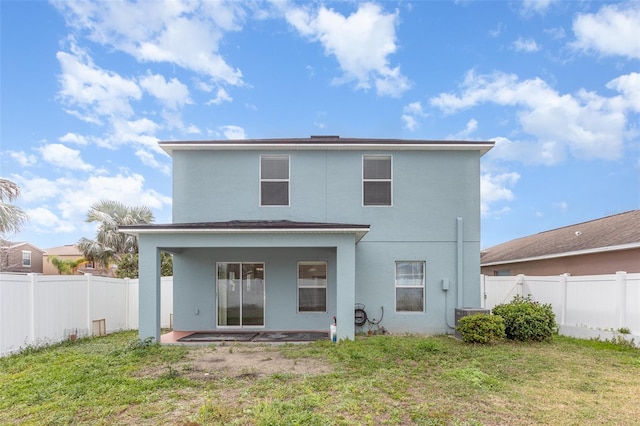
[[139, 343, 332, 381]]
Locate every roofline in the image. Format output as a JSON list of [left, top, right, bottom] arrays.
[[121, 226, 371, 243], [481, 242, 640, 267], [159, 138, 494, 156]]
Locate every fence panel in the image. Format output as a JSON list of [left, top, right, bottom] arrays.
[[0, 274, 31, 356], [90, 276, 130, 333], [565, 275, 620, 330], [482, 273, 640, 341], [482, 275, 521, 309], [33, 276, 87, 343]]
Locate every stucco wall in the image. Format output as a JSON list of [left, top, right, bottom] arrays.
[[481, 248, 640, 276], [167, 148, 482, 334]]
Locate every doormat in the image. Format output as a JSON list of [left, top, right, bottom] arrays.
[[252, 331, 329, 342], [177, 332, 258, 342], [177, 331, 329, 342]]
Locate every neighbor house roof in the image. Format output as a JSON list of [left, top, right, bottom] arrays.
[[159, 136, 494, 156], [120, 220, 371, 243], [0, 241, 45, 253], [44, 244, 82, 256], [481, 210, 640, 266]]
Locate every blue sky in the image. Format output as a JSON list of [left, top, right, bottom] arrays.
[[1, 0, 639, 251]]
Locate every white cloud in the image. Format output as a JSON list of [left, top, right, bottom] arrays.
[[38, 144, 94, 171], [512, 37, 540, 53], [544, 27, 565, 40], [206, 87, 233, 105], [135, 149, 171, 176], [26, 207, 76, 234], [53, 0, 245, 84], [139, 73, 191, 110], [571, 3, 640, 59], [401, 101, 427, 131], [481, 172, 520, 217], [56, 47, 142, 123], [606, 72, 640, 112], [59, 132, 88, 145], [9, 151, 38, 167], [430, 70, 634, 164], [219, 125, 246, 140], [553, 201, 569, 213], [285, 3, 410, 97], [449, 119, 478, 140], [521, 0, 554, 15], [16, 172, 171, 228]]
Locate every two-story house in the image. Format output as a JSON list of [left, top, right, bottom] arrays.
[[121, 136, 493, 341]]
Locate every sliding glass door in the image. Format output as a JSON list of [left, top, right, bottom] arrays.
[[217, 263, 265, 327]]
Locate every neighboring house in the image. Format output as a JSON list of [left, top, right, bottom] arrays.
[[0, 241, 45, 274], [481, 210, 640, 276], [43, 244, 93, 275], [121, 136, 493, 341]]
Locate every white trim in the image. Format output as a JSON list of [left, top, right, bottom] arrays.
[[122, 226, 370, 242], [481, 242, 640, 267], [161, 142, 494, 156]]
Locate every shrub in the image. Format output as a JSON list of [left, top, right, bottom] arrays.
[[492, 295, 557, 342], [456, 313, 506, 344]]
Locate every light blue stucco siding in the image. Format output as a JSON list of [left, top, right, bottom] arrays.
[[146, 146, 484, 338]]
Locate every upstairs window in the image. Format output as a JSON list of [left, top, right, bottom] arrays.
[[395, 261, 425, 312], [260, 155, 289, 206], [22, 250, 32, 267], [363, 155, 392, 206]]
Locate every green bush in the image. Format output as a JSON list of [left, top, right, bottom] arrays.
[[456, 313, 506, 344], [492, 295, 557, 342]]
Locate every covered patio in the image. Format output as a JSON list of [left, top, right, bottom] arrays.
[[120, 220, 370, 343]]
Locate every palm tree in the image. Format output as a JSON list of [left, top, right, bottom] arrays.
[[0, 178, 28, 236], [77, 200, 153, 273]]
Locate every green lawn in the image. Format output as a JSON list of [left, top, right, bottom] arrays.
[[1, 331, 639, 425]]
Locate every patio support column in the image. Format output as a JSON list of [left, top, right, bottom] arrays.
[[138, 237, 161, 342], [336, 236, 356, 340]]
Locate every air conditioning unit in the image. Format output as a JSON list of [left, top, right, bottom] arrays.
[[455, 307, 490, 339]]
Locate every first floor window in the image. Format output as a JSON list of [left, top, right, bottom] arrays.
[[395, 261, 425, 312], [22, 251, 32, 267], [298, 261, 327, 312]]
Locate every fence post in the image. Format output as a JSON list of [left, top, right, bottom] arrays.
[[85, 274, 92, 338], [616, 271, 627, 331], [480, 274, 486, 308], [125, 277, 130, 330], [559, 273, 570, 326], [28, 273, 36, 344]]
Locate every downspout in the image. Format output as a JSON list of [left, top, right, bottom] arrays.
[[456, 217, 463, 308], [445, 217, 464, 330]]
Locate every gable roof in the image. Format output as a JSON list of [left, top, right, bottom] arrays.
[[481, 210, 640, 266], [0, 240, 45, 253], [159, 136, 494, 156]]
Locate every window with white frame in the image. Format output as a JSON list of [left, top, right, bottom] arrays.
[[22, 250, 32, 267], [298, 261, 327, 312], [395, 261, 425, 312], [363, 155, 392, 206], [260, 155, 289, 206]]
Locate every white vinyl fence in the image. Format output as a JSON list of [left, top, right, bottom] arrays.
[[482, 272, 640, 343], [0, 273, 173, 357]]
